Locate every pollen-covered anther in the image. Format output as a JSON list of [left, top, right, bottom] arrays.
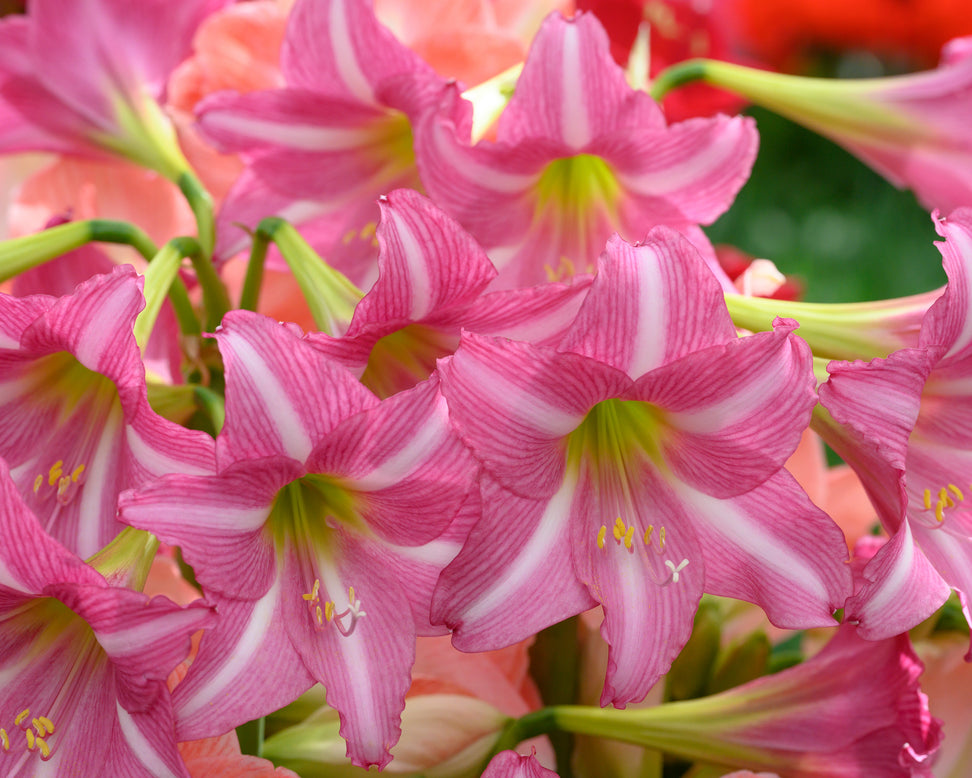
[[596, 525, 607, 549], [13, 709, 30, 729], [922, 482, 966, 526], [34, 460, 86, 504], [1, 728, 8, 752]]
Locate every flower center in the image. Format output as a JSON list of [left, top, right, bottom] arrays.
[[360, 324, 459, 398], [32, 459, 87, 506], [2, 708, 56, 761], [301, 578, 367, 636]]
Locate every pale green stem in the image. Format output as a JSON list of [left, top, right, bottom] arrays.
[[724, 291, 938, 361], [134, 238, 193, 354], [240, 228, 270, 312], [256, 218, 364, 335], [0, 220, 157, 282], [176, 170, 217, 260]]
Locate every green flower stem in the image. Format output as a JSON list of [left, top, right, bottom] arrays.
[[0, 219, 157, 282], [134, 238, 193, 353], [176, 170, 216, 259], [175, 232, 231, 332], [724, 291, 937, 361], [256, 217, 364, 335], [240, 228, 270, 312], [236, 717, 266, 758], [649, 59, 708, 102]]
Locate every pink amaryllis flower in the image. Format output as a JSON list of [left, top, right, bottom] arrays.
[[435, 228, 852, 705], [308, 187, 592, 398], [0, 267, 215, 558], [195, 0, 448, 280], [549, 626, 941, 776], [0, 0, 227, 179], [415, 11, 758, 289], [0, 459, 215, 775], [483, 750, 559, 778], [119, 310, 477, 768], [682, 35, 972, 214], [818, 208, 972, 640]]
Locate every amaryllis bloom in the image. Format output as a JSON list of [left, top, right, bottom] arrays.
[[818, 209, 972, 640], [0, 459, 215, 775], [680, 37, 972, 214], [0, 267, 215, 557], [0, 0, 227, 179], [120, 310, 477, 768], [482, 750, 559, 778], [435, 228, 852, 705], [415, 11, 758, 289], [548, 626, 941, 777], [308, 188, 592, 398], [195, 0, 448, 280]]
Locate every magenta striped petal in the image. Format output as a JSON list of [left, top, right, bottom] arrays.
[[432, 474, 597, 649], [438, 333, 630, 498], [921, 209, 972, 367], [483, 751, 560, 778], [679, 470, 852, 628], [215, 310, 378, 465], [344, 189, 496, 338], [845, 522, 951, 640], [559, 230, 735, 376]]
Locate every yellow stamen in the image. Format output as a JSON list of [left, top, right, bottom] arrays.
[[47, 461, 63, 487], [348, 586, 356, 604], [315, 604, 323, 627], [36, 737, 50, 760], [644, 525, 654, 546], [14, 709, 30, 727], [33, 475, 43, 494], [613, 517, 625, 541], [324, 601, 335, 622], [71, 464, 85, 482], [56, 476, 71, 500], [596, 525, 607, 549], [1, 728, 8, 751], [936, 501, 945, 523], [923, 489, 932, 510], [38, 716, 54, 734], [32, 718, 47, 737], [659, 526, 666, 550], [623, 525, 635, 550], [302, 579, 321, 602], [25, 729, 34, 750]]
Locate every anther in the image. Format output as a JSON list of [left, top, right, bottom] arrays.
[[25, 729, 34, 750], [1, 729, 8, 751], [923, 489, 932, 510], [659, 526, 666, 550], [71, 464, 85, 483], [36, 737, 50, 760], [13, 710, 29, 728], [315, 604, 323, 627], [37, 717, 53, 735], [623, 525, 635, 550], [596, 525, 607, 549], [31, 718, 47, 737], [47, 461, 63, 487], [324, 601, 335, 623], [33, 475, 42, 494], [613, 517, 625, 541], [644, 525, 654, 546]]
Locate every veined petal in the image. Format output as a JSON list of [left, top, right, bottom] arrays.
[[438, 332, 630, 498], [432, 474, 597, 649], [173, 581, 315, 741], [344, 189, 497, 337], [496, 11, 649, 149], [819, 348, 938, 528], [282, 0, 437, 105], [483, 751, 560, 778], [922, 208, 972, 366], [633, 320, 816, 498], [283, 538, 414, 769], [119, 457, 301, 601], [559, 230, 735, 377], [676, 470, 852, 628], [845, 521, 951, 640], [215, 311, 378, 465], [306, 375, 474, 547]]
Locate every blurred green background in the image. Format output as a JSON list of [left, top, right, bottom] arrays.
[[705, 106, 946, 303]]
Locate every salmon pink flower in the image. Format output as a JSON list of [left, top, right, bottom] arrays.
[[0, 0, 227, 180], [0, 459, 215, 775], [120, 310, 477, 768], [0, 267, 215, 557], [415, 11, 758, 289], [435, 228, 852, 705], [818, 208, 972, 641]]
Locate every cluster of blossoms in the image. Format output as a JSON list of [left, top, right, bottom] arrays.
[[1, 0, 972, 776]]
